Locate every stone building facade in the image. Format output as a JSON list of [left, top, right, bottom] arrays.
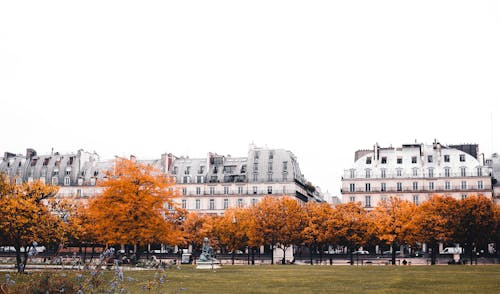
[[341, 141, 493, 209], [170, 144, 323, 214], [1, 145, 323, 214]]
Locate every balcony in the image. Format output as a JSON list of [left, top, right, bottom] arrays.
[[342, 185, 492, 194]]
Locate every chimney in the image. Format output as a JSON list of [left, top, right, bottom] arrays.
[[26, 148, 37, 158]]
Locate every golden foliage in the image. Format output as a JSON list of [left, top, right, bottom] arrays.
[[86, 158, 178, 246]]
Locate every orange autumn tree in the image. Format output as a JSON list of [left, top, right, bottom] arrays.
[[454, 195, 497, 264], [327, 202, 371, 265], [0, 174, 61, 273], [180, 212, 214, 255], [371, 197, 418, 265], [414, 195, 459, 265], [211, 207, 250, 264], [302, 202, 333, 265], [248, 196, 304, 265], [87, 158, 177, 254]]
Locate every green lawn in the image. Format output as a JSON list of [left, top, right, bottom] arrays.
[[2, 265, 500, 293]]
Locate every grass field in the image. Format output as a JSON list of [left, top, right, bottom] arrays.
[[2, 265, 500, 293]]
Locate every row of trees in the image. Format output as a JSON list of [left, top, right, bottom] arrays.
[[1, 158, 499, 272]]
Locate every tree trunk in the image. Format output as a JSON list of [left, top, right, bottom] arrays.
[[231, 251, 235, 265], [309, 245, 314, 265], [469, 245, 474, 265], [391, 243, 398, 265], [349, 247, 354, 266], [270, 245, 274, 265], [281, 247, 287, 264], [251, 247, 255, 265], [430, 243, 437, 265]]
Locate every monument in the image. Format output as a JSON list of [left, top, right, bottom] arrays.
[[196, 237, 221, 269]]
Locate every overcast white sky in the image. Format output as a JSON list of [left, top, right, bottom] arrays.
[[1, 1, 500, 196]]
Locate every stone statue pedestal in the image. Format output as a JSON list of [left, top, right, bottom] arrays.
[[196, 237, 221, 269], [196, 259, 221, 270]]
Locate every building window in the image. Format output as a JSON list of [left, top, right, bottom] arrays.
[[428, 168, 434, 178], [461, 194, 467, 200], [365, 196, 371, 208], [183, 176, 190, 184], [349, 196, 356, 203], [209, 199, 215, 210], [253, 174, 258, 181], [209, 187, 215, 195], [64, 176, 71, 186], [427, 155, 433, 163], [396, 169, 402, 177], [251, 198, 257, 206], [444, 155, 450, 162], [253, 186, 257, 194], [381, 169, 386, 178], [224, 186, 229, 194], [411, 156, 417, 164], [223, 199, 229, 209], [381, 157, 387, 164], [412, 168, 418, 177], [267, 186, 272, 194], [444, 168, 451, 177], [269, 151, 274, 160], [476, 167, 483, 176], [366, 157, 372, 164], [397, 157, 402, 164], [196, 176, 204, 183], [238, 186, 243, 194], [349, 183, 355, 192], [365, 169, 371, 179], [412, 182, 419, 191], [267, 174, 273, 182], [461, 181, 467, 189], [460, 154, 466, 162], [397, 182, 402, 192], [413, 195, 419, 206], [198, 166, 205, 174], [477, 180, 484, 189], [196, 187, 201, 195], [173, 167, 178, 175], [460, 167, 467, 177], [182, 188, 187, 196], [380, 195, 387, 202], [237, 198, 243, 208], [381, 183, 386, 192], [282, 174, 287, 181], [365, 183, 371, 192], [268, 163, 273, 172], [182, 199, 187, 209], [184, 167, 191, 174], [350, 169, 356, 178], [282, 161, 288, 172], [253, 163, 258, 172], [254, 151, 260, 160], [52, 176, 58, 185], [195, 199, 200, 210], [445, 181, 451, 190]]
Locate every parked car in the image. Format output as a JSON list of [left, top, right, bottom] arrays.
[[382, 250, 401, 256], [440, 247, 463, 254], [352, 250, 370, 255]]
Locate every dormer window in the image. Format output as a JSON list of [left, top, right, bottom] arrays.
[[366, 157, 372, 164]]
